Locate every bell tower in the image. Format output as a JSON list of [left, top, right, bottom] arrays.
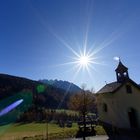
[[115, 60, 129, 82]]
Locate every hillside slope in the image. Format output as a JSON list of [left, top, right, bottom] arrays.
[[0, 74, 70, 109]]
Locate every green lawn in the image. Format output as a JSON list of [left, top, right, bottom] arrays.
[[0, 123, 78, 140], [55, 109, 79, 115], [0, 123, 106, 140]]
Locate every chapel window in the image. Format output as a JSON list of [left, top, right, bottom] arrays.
[[126, 85, 132, 93], [103, 103, 108, 112]]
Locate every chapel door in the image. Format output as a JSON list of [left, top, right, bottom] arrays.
[[128, 108, 138, 128]]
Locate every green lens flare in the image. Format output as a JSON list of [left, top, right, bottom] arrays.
[[37, 85, 46, 93]]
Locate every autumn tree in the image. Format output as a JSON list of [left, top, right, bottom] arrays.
[[68, 85, 96, 114]]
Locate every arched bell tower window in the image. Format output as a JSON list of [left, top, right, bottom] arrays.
[[124, 72, 127, 77], [118, 73, 121, 77]]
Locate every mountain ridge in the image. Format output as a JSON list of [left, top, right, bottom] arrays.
[[39, 79, 81, 93]]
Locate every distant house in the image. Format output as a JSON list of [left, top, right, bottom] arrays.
[[97, 60, 140, 129]]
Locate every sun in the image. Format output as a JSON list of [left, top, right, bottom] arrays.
[[72, 49, 95, 74], [79, 55, 90, 66]]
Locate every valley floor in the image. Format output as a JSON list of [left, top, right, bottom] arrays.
[[0, 123, 106, 140]]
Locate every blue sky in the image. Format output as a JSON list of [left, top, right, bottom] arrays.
[[0, 0, 140, 91]]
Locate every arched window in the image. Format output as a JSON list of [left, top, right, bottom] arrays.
[[124, 72, 127, 77], [118, 73, 121, 77], [103, 103, 108, 112]]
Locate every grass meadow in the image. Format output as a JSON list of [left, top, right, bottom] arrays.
[[0, 122, 78, 140], [0, 122, 106, 140]]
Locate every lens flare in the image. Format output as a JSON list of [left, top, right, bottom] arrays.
[[0, 99, 23, 117]]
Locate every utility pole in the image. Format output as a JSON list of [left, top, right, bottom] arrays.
[[46, 110, 48, 140], [83, 89, 86, 140]]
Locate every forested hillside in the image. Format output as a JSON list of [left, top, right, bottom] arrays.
[[0, 74, 72, 109]]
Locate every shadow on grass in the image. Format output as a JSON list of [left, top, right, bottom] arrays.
[[101, 122, 140, 140], [76, 126, 96, 138]]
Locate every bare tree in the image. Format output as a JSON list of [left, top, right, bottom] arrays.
[[68, 84, 96, 140]]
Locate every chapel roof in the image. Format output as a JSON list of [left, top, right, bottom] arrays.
[[97, 79, 140, 94], [97, 82, 122, 94]]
